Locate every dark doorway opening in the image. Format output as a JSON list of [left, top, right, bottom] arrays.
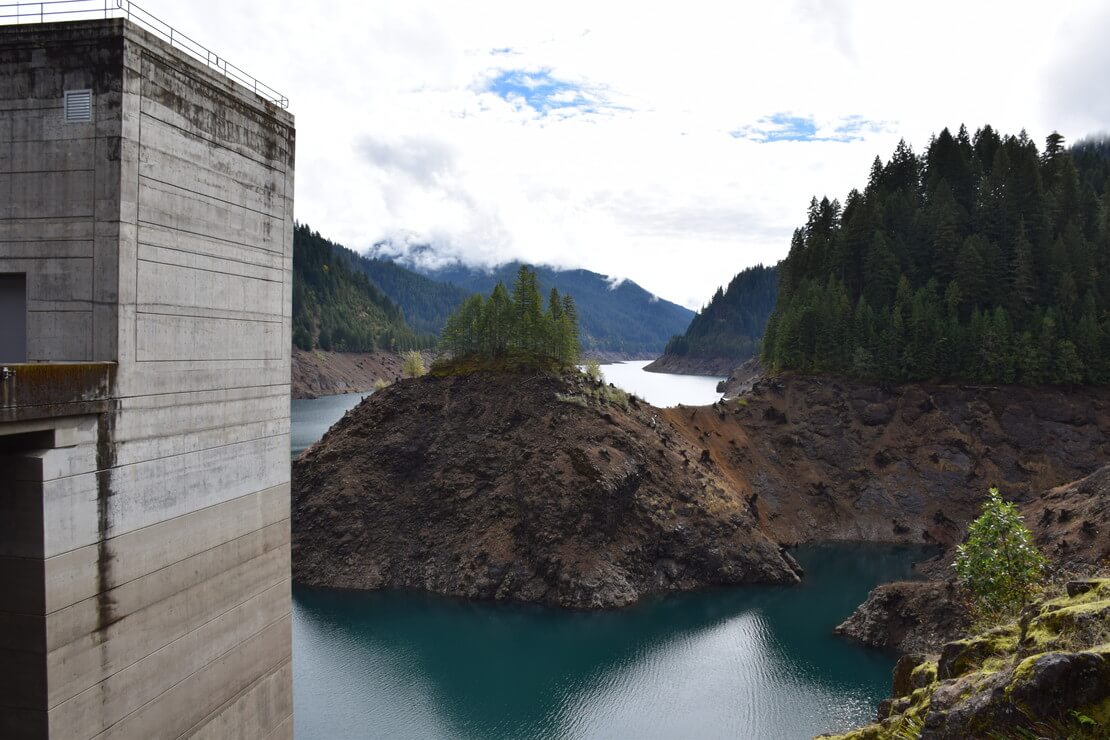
[[0, 273, 28, 363]]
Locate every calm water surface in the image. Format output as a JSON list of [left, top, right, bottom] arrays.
[[293, 544, 922, 740], [290, 392, 369, 456], [290, 381, 916, 739], [595, 360, 725, 407]]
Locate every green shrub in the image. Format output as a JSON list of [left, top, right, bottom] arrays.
[[585, 358, 602, 383], [402, 351, 426, 378], [954, 487, 1048, 622], [555, 392, 589, 408]]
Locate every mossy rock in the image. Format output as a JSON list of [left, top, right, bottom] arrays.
[[1027, 600, 1110, 652], [891, 653, 928, 698], [909, 660, 937, 691], [1021, 581, 1110, 656], [937, 627, 1018, 680], [834, 582, 1110, 739], [1006, 649, 1110, 726]]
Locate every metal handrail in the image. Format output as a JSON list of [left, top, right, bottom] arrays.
[[0, 0, 289, 108]]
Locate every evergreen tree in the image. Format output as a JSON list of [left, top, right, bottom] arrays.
[[662, 264, 778, 360], [864, 232, 899, 309], [437, 266, 581, 371], [291, 224, 435, 352], [762, 126, 1110, 387]]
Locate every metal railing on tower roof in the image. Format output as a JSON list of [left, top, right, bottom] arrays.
[[0, 0, 289, 108]]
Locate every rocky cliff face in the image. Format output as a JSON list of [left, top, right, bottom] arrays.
[[825, 579, 1110, 740], [662, 374, 1110, 549], [294, 368, 1110, 609], [292, 371, 801, 608], [837, 463, 1110, 656], [834, 580, 970, 655], [716, 357, 764, 397]]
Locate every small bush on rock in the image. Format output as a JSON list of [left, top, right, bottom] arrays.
[[585, 358, 602, 383], [402, 351, 426, 378], [954, 487, 1048, 623]]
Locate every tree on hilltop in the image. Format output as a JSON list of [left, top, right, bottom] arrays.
[[438, 266, 581, 370]]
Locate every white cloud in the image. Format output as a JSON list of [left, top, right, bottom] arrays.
[[1045, 4, 1110, 140], [151, 0, 1107, 309]]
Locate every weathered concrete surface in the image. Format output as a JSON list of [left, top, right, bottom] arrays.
[[1, 18, 294, 740], [0, 362, 114, 423]]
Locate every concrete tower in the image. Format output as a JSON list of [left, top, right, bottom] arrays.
[[1, 16, 295, 739]]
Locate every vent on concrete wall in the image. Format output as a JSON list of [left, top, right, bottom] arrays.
[[63, 89, 92, 122]]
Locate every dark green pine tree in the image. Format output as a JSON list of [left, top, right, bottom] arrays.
[[437, 266, 580, 371], [762, 126, 1110, 387]]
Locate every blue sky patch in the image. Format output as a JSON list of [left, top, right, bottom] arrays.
[[485, 68, 604, 115], [732, 113, 890, 143]]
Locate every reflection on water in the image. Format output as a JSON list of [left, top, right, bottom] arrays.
[[595, 360, 725, 407], [293, 544, 926, 740]]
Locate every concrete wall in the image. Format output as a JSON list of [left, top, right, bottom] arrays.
[[0, 19, 294, 740], [0, 23, 123, 362]]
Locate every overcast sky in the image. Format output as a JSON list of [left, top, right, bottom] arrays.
[[158, 0, 1108, 309]]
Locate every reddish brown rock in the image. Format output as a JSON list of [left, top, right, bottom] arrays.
[[292, 371, 800, 607]]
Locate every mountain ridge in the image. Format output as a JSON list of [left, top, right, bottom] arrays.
[[415, 260, 694, 354], [646, 263, 779, 375], [291, 224, 433, 353]]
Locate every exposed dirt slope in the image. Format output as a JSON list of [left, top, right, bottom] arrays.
[[292, 348, 431, 399], [292, 371, 801, 608], [662, 374, 1110, 549], [1025, 463, 1110, 569], [642, 354, 737, 376], [294, 367, 1110, 609]]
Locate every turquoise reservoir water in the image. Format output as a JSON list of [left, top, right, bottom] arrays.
[[291, 386, 922, 739], [292, 543, 924, 740]]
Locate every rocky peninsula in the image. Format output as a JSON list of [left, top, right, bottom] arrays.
[[292, 370, 801, 608], [293, 366, 1109, 603]]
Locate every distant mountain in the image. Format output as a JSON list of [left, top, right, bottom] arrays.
[[419, 261, 695, 354], [292, 225, 434, 352], [660, 264, 778, 361], [295, 231, 695, 354]]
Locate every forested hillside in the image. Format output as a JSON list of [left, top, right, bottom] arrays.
[[662, 264, 777, 360], [762, 128, 1110, 385], [292, 225, 434, 352], [423, 262, 694, 354], [293, 224, 692, 355], [355, 257, 471, 335]]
